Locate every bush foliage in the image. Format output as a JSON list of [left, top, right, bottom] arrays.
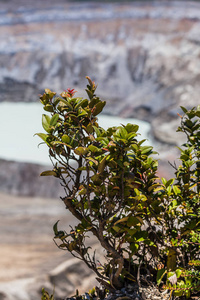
[[36, 77, 200, 299]]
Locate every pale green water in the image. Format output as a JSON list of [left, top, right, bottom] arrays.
[[0, 102, 152, 165]]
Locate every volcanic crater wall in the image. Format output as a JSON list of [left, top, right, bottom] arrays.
[[1, 1, 200, 195]]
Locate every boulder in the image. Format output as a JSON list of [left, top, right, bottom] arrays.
[[0, 258, 98, 300]]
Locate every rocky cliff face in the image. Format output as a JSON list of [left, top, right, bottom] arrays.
[[0, 159, 63, 198], [1, 1, 200, 145]]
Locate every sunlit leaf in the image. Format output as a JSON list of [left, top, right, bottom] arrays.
[[167, 249, 176, 271], [45, 88, 56, 98], [141, 146, 153, 155], [114, 216, 129, 226], [74, 147, 88, 156], [44, 104, 54, 112], [92, 101, 106, 116], [42, 114, 51, 133], [40, 170, 57, 176], [34, 133, 48, 142], [124, 123, 139, 133], [62, 134, 70, 144], [98, 156, 107, 173], [50, 114, 59, 126]]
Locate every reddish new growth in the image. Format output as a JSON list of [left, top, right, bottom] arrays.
[[65, 88, 77, 97]]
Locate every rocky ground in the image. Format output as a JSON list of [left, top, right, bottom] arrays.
[[0, 192, 69, 282], [0, 192, 101, 300]]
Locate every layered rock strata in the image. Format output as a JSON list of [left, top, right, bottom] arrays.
[[0, 1, 200, 146]]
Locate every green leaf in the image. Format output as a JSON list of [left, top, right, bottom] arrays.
[[78, 109, 88, 117], [167, 271, 175, 278], [114, 127, 128, 139], [141, 146, 153, 155], [127, 228, 137, 236], [42, 114, 51, 133], [157, 268, 166, 286], [196, 110, 200, 117], [74, 147, 88, 156], [112, 225, 121, 232], [86, 89, 94, 100], [185, 119, 193, 128], [173, 290, 184, 297], [53, 220, 60, 235], [34, 133, 48, 142], [180, 106, 188, 114], [58, 98, 73, 110], [167, 249, 176, 271], [59, 243, 68, 248], [114, 216, 129, 226], [51, 141, 68, 146], [124, 123, 139, 133], [44, 104, 54, 112], [50, 114, 59, 126], [166, 178, 174, 188], [148, 183, 162, 192], [138, 139, 146, 146], [62, 134, 71, 144], [45, 88, 56, 98], [131, 144, 138, 152], [161, 177, 167, 185], [75, 98, 88, 109], [166, 186, 172, 194], [93, 126, 101, 137], [53, 97, 61, 106], [173, 185, 181, 195], [40, 170, 57, 176], [79, 186, 87, 195], [175, 269, 182, 279], [130, 243, 139, 254], [127, 132, 137, 141], [91, 174, 101, 184], [98, 156, 107, 173], [89, 97, 100, 108], [86, 157, 98, 165], [86, 123, 93, 134], [171, 200, 177, 208], [92, 101, 106, 116], [127, 216, 142, 227], [88, 145, 101, 153]]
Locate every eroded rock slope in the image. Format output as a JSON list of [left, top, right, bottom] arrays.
[[1, 1, 200, 145]]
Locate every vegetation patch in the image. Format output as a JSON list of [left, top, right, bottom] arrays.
[[37, 77, 200, 300]]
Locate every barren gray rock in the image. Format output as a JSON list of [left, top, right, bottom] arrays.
[[0, 159, 63, 198], [0, 1, 200, 147]]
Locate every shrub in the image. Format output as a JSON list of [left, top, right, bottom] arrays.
[[36, 77, 200, 299]]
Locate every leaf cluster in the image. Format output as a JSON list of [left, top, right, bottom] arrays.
[[36, 79, 200, 298]]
